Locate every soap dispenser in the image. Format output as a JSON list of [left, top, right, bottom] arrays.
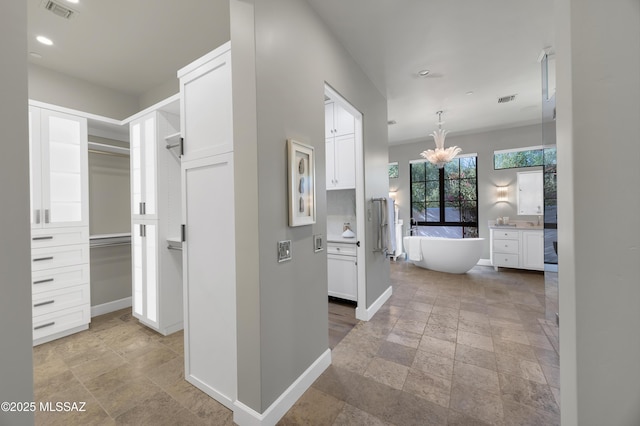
[[342, 222, 355, 238]]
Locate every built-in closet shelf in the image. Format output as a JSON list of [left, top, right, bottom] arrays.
[[88, 141, 130, 156], [90, 233, 132, 248], [166, 238, 182, 251]]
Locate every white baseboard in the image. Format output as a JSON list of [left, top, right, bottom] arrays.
[[477, 258, 492, 267], [91, 297, 132, 317], [233, 349, 331, 426], [356, 285, 392, 321]]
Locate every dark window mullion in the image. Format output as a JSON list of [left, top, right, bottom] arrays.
[[438, 168, 445, 222]]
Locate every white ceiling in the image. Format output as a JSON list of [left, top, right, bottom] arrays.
[[27, 1, 554, 145], [27, 0, 229, 97], [307, 0, 555, 144]]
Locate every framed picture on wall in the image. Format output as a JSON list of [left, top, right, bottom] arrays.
[[288, 139, 316, 226]]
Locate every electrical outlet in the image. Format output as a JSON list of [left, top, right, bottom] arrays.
[[313, 234, 324, 252], [277, 240, 292, 262]]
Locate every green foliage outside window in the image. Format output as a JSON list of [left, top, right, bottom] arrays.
[[494, 148, 544, 169]]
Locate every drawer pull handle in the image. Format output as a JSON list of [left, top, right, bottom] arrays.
[[32, 236, 54, 241], [34, 322, 55, 330], [33, 256, 54, 262], [34, 300, 55, 308], [33, 278, 54, 285]]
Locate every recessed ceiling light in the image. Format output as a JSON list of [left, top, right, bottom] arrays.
[[418, 69, 430, 77], [466, 91, 474, 95], [66, 0, 79, 3], [36, 36, 53, 46], [29, 52, 43, 59], [387, 120, 397, 125]]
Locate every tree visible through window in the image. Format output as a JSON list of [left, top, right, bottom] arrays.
[[410, 156, 478, 238], [494, 147, 544, 169]]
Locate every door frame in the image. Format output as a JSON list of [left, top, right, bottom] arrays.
[[324, 84, 367, 320]]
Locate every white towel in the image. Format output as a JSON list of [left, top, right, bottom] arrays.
[[409, 237, 422, 261], [386, 197, 396, 255]]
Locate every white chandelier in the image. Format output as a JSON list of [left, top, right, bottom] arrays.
[[420, 111, 461, 168]]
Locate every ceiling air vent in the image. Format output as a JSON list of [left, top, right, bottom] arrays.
[[41, 0, 77, 19], [497, 94, 517, 104]]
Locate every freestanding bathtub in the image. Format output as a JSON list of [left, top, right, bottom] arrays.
[[403, 236, 484, 274]]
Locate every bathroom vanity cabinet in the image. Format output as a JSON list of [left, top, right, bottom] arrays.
[[327, 241, 357, 301], [29, 105, 91, 345], [490, 227, 544, 271], [129, 109, 183, 336]]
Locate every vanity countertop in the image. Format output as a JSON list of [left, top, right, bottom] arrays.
[[327, 235, 358, 244], [488, 220, 543, 230]]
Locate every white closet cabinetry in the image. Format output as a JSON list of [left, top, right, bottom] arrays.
[[29, 105, 90, 345], [325, 102, 356, 190], [129, 110, 183, 335], [178, 42, 237, 410]]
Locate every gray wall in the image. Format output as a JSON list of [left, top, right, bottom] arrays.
[[389, 124, 545, 259], [556, 0, 640, 425], [231, 0, 389, 413], [28, 64, 140, 120], [0, 2, 34, 425]]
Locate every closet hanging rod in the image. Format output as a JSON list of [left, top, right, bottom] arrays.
[[166, 142, 181, 150], [88, 141, 130, 156], [90, 241, 131, 248]]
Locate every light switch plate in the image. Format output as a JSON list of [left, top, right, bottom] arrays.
[[277, 240, 292, 262], [313, 234, 324, 252]]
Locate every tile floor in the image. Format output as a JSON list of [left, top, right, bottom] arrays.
[[33, 261, 559, 425], [281, 262, 560, 426]]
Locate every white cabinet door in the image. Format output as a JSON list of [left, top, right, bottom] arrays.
[[517, 171, 543, 215], [328, 254, 357, 301], [325, 138, 336, 188], [182, 152, 237, 407], [522, 230, 544, 270], [130, 114, 158, 219], [333, 102, 355, 137], [31, 108, 88, 229], [179, 49, 232, 162], [132, 222, 159, 326], [333, 134, 356, 189]]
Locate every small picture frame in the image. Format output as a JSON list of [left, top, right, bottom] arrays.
[[288, 139, 316, 227]]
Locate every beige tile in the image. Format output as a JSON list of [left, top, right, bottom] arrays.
[[502, 400, 560, 426], [541, 363, 560, 388], [146, 356, 185, 389], [114, 391, 205, 426], [388, 391, 449, 425], [459, 310, 490, 323], [496, 353, 546, 384], [331, 343, 375, 374], [457, 330, 494, 352], [412, 350, 454, 379], [493, 338, 537, 362], [447, 409, 493, 426], [423, 323, 457, 343], [403, 368, 451, 408], [525, 332, 554, 350], [499, 373, 560, 416], [83, 364, 145, 401], [454, 344, 497, 371], [163, 379, 232, 424], [418, 335, 456, 359], [453, 361, 500, 394], [386, 328, 422, 349], [363, 357, 409, 390], [431, 305, 459, 319], [96, 376, 163, 418], [393, 317, 427, 335], [71, 350, 125, 383], [376, 341, 417, 367], [126, 345, 178, 375], [407, 300, 433, 313], [458, 317, 492, 337], [491, 326, 530, 345], [450, 382, 504, 425], [427, 313, 459, 330], [331, 403, 389, 426]]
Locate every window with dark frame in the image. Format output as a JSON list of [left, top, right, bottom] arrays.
[[410, 156, 478, 238]]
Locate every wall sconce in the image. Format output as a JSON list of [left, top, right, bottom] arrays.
[[496, 186, 509, 202]]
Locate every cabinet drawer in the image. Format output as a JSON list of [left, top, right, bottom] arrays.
[[32, 264, 90, 294], [32, 284, 90, 317], [493, 239, 519, 254], [493, 253, 519, 268], [493, 230, 519, 240], [31, 244, 89, 272], [31, 227, 89, 249], [327, 243, 357, 256], [32, 305, 90, 342]]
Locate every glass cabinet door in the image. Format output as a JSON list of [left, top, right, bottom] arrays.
[[29, 107, 43, 228], [130, 115, 157, 218], [131, 122, 142, 215], [40, 109, 88, 228], [132, 222, 158, 325], [143, 117, 157, 216]]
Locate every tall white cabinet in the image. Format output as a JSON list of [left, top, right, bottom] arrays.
[[29, 105, 91, 345], [178, 42, 237, 409], [129, 109, 183, 335], [325, 101, 355, 190]]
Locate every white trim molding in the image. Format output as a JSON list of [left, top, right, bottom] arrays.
[[232, 349, 331, 426], [91, 297, 132, 317], [356, 285, 392, 321]]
